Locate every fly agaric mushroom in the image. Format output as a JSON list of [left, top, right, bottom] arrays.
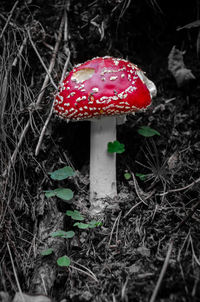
[[54, 56, 156, 216]]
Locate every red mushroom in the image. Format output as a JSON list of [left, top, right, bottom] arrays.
[[54, 56, 156, 216]]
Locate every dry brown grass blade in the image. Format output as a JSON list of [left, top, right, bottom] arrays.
[[7, 243, 25, 302], [35, 9, 71, 156], [3, 16, 65, 179], [0, 0, 19, 39], [12, 36, 28, 67], [149, 240, 173, 302], [171, 199, 200, 234], [27, 29, 57, 90], [108, 211, 122, 247], [160, 176, 200, 196], [70, 261, 98, 282]]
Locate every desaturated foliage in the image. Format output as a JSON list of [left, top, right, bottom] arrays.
[[0, 1, 200, 302]]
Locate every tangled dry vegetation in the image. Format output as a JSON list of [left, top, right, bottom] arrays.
[[0, 1, 200, 301]]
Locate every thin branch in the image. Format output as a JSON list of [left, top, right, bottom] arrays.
[[12, 36, 28, 67], [149, 240, 173, 302], [160, 176, 200, 196], [123, 187, 155, 219], [171, 199, 200, 234], [108, 211, 122, 247], [34, 104, 54, 156], [27, 29, 57, 90], [0, 1, 19, 39], [131, 172, 148, 205], [123, 201, 143, 219], [7, 242, 25, 302]]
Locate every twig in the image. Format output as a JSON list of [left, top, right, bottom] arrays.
[[108, 211, 122, 246], [165, 97, 176, 104], [7, 242, 25, 302], [35, 105, 54, 156], [115, 210, 121, 243], [27, 29, 57, 90], [131, 173, 148, 206], [12, 36, 28, 67], [3, 16, 65, 178], [123, 201, 143, 219], [160, 176, 200, 196], [149, 240, 173, 302], [123, 188, 155, 219], [35, 9, 71, 156], [0, 70, 8, 129], [0, 13, 18, 29], [41, 275, 48, 295], [190, 235, 200, 266], [121, 277, 129, 301], [0, 1, 19, 39], [70, 262, 98, 282], [171, 199, 200, 234]]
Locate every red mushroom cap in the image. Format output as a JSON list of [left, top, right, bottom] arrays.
[[54, 56, 152, 120]]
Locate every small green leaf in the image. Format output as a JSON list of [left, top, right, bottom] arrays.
[[54, 188, 73, 201], [50, 230, 67, 237], [66, 210, 84, 221], [74, 220, 102, 229], [44, 190, 56, 198], [50, 230, 75, 238], [136, 173, 147, 181], [57, 255, 71, 267], [44, 188, 73, 201], [49, 166, 75, 180], [124, 172, 131, 180], [41, 248, 53, 256], [88, 220, 103, 228], [137, 126, 160, 137], [107, 140, 125, 154], [73, 222, 90, 229]]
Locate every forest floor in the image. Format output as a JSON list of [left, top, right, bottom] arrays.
[[0, 1, 200, 302]]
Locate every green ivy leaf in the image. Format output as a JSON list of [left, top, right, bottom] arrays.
[[135, 173, 147, 181], [54, 188, 73, 201], [44, 190, 56, 198], [73, 222, 90, 229], [41, 248, 53, 256], [137, 126, 160, 137], [49, 166, 75, 180], [61, 231, 75, 239], [66, 210, 84, 221], [88, 220, 103, 228], [45, 188, 73, 201], [57, 255, 71, 267], [50, 230, 75, 238], [124, 172, 131, 180], [107, 140, 125, 154]]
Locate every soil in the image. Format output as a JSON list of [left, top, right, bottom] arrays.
[[0, 1, 200, 302]]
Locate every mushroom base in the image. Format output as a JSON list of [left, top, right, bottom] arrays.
[[90, 116, 117, 215]]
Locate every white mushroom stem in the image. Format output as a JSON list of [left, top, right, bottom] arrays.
[[90, 116, 117, 215]]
